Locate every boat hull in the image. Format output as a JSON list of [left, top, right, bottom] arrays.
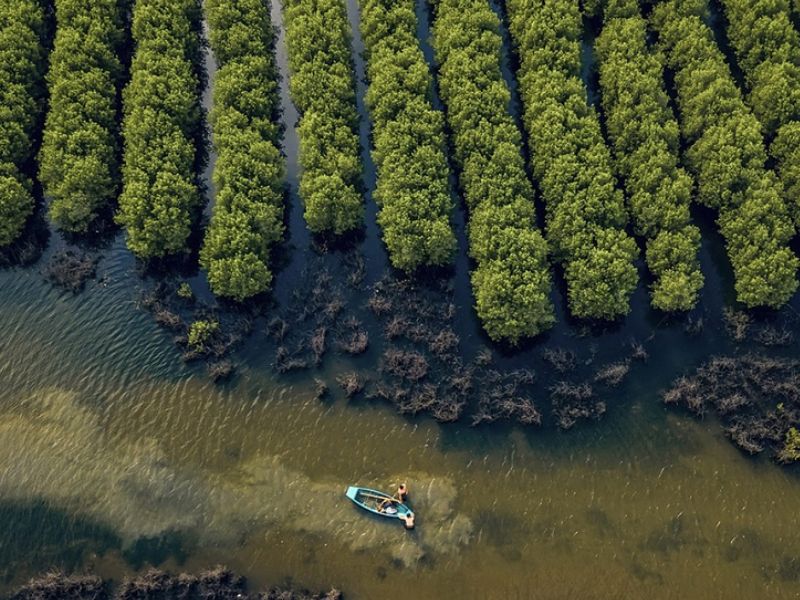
[[345, 486, 413, 522]]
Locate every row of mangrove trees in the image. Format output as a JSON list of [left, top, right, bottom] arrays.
[[40, 0, 125, 233], [0, 0, 46, 247], [653, 0, 798, 308], [359, 0, 456, 272], [505, 0, 639, 320], [116, 0, 205, 258], [429, 0, 555, 342], [200, 0, 286, 300], [5, 0, 800, 335], [281, 0, 363, 235], [718, 0, 800, 227], [595, 0, 703, 311]]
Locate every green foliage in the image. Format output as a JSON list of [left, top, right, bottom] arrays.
[[505, 0, 638, 320], [358, 0, 456, 271], [39, 0, 124, 232], [116, 0, 204, 258], [779, 427, 800, 463], [200, 0, 285, 300], [772, 122, 800, 226], [429, 0, 554, 342], [596, 11, 703, 311], [188, 319, 219, 349], [653, 1, 798, 308], [719, 0, 800, 134], [0, 0, 46, 246], [718, 0, 800, 225], [177, 281, 193, 299], [0, 174, 34, 246], [281, 0, 363, 235]]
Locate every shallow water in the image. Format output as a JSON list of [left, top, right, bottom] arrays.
[[1, 2, 800, 599], [1, 252, 800, 599]]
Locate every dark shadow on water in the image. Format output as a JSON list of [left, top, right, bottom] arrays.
[[0, 209, 50, 270], [0, 501, 121, 585], [122, 530, 189, 571]]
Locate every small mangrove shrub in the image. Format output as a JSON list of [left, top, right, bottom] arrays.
[[779, 427, 800, 463], [188, 319, 219, 349], [177, 282, 193, 299]]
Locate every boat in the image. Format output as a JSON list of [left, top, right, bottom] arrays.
[[345, 486, 415, 528]]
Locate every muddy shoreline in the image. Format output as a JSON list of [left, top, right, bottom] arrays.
[[7, 568, 341, 600]]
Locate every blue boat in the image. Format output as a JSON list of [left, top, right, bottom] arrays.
[[345, 486, 415, 528]]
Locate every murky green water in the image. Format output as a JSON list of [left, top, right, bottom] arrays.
[[1, 1, 800, 598], [2, 249, 800, 599]]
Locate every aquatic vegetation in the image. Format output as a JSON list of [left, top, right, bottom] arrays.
[[0, 0, 46, 247], [542, 348, 577, 373], [176, 282, 193, 300], [40, 0, 124, 233], [116, 0, 205, 258], [358, 0, 456, 271], [722, 307, 751, 342], [281, 0, 363, 235], [43, 251, 98, 293], [652, 0, 799, 308], [381, 348, 429, 381], [550, 381, 605, 429], [200, 0, 286, 300], [505, 0, 639, 320], [268, 255, 364, 372], [595, 1, 703, 311], [718, 0, 800, 226], [10, 572, 107, 600], [593, 360, 631, 387], [664, 354, 800, 459], [428, 0, 554, 342], [188, 319, 220, 350], [336, 317, 368, 354], [778, 427, 800, 463], [365, 276, 548, 425], [336, 371, 365, 398], [140, 281, 253, 371], [9, 565, 343, 599], [207, 359, 235, 382], [471, 369, 541, 426]]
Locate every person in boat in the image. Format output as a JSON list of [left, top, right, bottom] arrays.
[[378, 497, 398, 514], [396, 483, 408, 502]]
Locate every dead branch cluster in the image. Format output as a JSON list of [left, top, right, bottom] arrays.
[[664, 354, 800, 459]]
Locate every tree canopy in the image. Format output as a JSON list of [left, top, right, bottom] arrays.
[[505, 0, 639, 320], [0, 0, 45, 247], [596, 0, 703, 311], [199, 0, 286, 300], [652, 0, 798, 308], [358, 0, 456, 272], [429, 0, 554, 342], [718, 0, 800, 225], [281, 0, 363, 235], [116, 0, 205, 259], [40, 0, 124, 232]]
